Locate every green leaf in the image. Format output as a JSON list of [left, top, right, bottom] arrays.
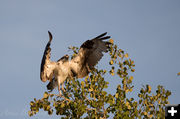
[[28, 41, 171, 119], [28, 111, 32, 117]]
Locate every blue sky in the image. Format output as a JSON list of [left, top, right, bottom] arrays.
[[0, 0, 180, 118]]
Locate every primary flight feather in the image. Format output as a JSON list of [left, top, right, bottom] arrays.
[[40, 31, 111, 96]]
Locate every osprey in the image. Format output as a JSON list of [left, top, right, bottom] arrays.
[[40, 31, 111, 96]]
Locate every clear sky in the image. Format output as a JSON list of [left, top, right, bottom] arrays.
[[0, 0, 180, 119]]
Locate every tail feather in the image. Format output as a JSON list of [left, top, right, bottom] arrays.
[[47, 78, 57, 92]]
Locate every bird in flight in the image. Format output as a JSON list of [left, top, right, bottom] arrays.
[[40, 31, 111, 96]]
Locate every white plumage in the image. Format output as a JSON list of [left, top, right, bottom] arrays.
[[40, 31, 111, 96]]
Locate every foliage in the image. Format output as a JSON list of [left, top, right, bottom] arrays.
[[29, 40, 171, 118], [177, 72, 180, 76]]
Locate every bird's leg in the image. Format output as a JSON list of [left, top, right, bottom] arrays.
[[57, 79, 62, 96], [61, 83, 66, 92], [58, 85, 62, 96]]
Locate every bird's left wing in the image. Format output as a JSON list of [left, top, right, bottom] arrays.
[[40, 31, 56, 82]]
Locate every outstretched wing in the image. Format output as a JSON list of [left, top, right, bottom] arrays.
[[70, 32, 111, 78], [40, 31, 56, 82], [83, 32, 111, 69]]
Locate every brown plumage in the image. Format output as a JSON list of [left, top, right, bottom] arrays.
[[40, 31, 111, 95]]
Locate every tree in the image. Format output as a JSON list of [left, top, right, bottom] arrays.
[[29, 39, 171, 118]]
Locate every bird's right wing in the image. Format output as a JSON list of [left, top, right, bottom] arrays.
[[69, 32, 111, 78], [40, 31, 56, 82]]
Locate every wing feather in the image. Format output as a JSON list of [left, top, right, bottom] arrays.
[[70, 32, 111, 78], [40, 31, 56, 82], [87, 33, 111, 68]]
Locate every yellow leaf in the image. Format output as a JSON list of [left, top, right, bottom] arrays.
[[177, 72, 180, 76], [125, 102, 131, 109], [111, 72, 114, 76], [109, 60, 114, 65], [127, 105, 131, 109], [125, 89, 129, 93], [148, 114, 153, 118], [30, 101, 34, 106], [88, 88, 93, 92], [115, 93, 118, 98], [61, 103, 65, 108], [112, 99, 115, 104], [28, 111, 32, 116], [124, 53, 129, 58], [131, 69, 135, 72], [147, 85, 151, 93], [109, 39, 114, 44], [143, 112, 147, 115], [43, 92, 49, 99], [81, 81, 85, 86], [125, 101, 129, 106], [129, 76, 133, 81]]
